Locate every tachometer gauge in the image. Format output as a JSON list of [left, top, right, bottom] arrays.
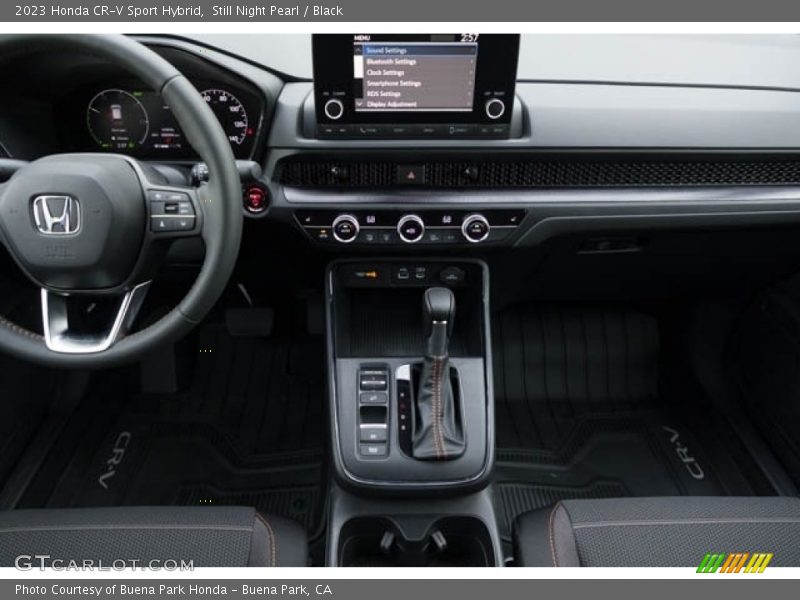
[[87, 89, 149, 150], [200, 89, 250, 146]]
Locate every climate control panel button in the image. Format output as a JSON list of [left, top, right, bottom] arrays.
[[332, 214, 360, 243], [462, 214, 491, 243], [397, 214, 425, 243]]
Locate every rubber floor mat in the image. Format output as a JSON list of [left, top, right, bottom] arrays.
[[494, 306, 660, 450], [491, 305, 774, 541], [0, 355, 58, 486], [18, 327, 328, 537], [178, 484, 322, 532]]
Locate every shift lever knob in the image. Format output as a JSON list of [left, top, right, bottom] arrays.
[[422, 288, 455, 357], [422, 287, 456, 336]]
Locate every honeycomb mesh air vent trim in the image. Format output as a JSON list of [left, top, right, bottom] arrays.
[[279, 158, 800, 189]]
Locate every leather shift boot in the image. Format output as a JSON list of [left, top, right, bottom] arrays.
[[412, 337, 465, 460]]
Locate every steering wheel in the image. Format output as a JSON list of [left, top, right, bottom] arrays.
[[0, 35, 243, 367]]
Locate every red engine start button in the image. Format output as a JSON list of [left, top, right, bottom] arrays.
[[243, 186, 268, 213]]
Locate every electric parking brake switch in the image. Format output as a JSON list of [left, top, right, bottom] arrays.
[[359, 369, 388, 391]]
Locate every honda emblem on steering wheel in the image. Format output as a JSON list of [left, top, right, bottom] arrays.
[[32, 195, 81, 235]]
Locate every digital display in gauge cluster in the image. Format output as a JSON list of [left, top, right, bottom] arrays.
[[78, 84, 259, 159]]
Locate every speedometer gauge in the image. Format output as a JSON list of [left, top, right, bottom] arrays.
[[201, 89, 250, 146], [87, 89, 149, 150]]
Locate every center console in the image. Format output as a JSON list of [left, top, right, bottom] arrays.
[[316, 34, 509, 566], [326, 258, 494, 492], [324, 258, 500, 565]]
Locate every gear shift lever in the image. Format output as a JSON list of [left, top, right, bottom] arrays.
[[423, 287, 455, 357], [412, 287, 465, 460]]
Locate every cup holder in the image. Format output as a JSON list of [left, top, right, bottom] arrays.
[[338, 516, 495, 567]]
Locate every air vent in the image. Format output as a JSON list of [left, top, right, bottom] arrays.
[[279, 158, 800, 189]]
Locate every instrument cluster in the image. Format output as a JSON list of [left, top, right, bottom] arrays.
[[59, 80, 263, 161]]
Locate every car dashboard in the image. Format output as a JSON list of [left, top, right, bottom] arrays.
[[2, 33, 800, 255]]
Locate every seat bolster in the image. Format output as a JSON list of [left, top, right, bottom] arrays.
[[0, 506, 308, 568], [250, 512, 307, 567], [514, 502, 580, 567], [514, 497, 800, 567]]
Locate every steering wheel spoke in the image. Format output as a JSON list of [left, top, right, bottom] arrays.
[[41, 282, 151, 354]]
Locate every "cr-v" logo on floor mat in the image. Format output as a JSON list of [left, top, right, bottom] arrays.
[[663, 426, 705, 480], [97, 431, 132, 490]]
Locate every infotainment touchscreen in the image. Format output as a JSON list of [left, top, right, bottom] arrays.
[[353, 38, 477, 113], [312, 34, 520, 139]]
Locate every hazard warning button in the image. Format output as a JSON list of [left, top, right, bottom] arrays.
[[397, 165, 426, 185]]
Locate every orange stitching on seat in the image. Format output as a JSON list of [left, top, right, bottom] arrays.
[[255, 513, 277, 567], [548, 502, 562, 567]]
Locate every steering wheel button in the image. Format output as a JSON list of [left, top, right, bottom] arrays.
[[175, 217, 195, 231], [177, 202, 195, 215], [151, 216, 175, 232], [148, 190, 168, 202]]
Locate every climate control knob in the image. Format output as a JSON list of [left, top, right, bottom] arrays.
[[332, 214, 359, 243], [397, 214, 425, 243], [462, 214, 491, 243], [485, 98, 506, 120], [324, 98, 345, 120]]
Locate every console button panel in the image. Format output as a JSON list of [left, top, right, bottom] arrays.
[[338, 262, 473, 289], [358, 366, 390, 458], [294, 209, 525, 246]]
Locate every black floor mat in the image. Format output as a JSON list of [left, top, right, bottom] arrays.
[[733, 290, 800, 489], [18, 326, 328, 539], [491, 305, 775, 541], [494, 306, 660, 450], [178, 485, 322, 532], [0, 355, 58, 487]]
